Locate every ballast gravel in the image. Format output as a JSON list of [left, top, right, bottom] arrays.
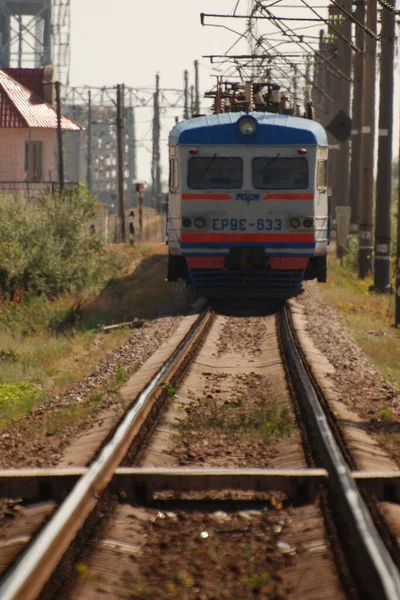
[[296, 281, 400, 465], [0, 288, 191, 469]]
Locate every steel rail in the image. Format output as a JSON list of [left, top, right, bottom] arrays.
[[0, 309, 213, 600], [280, 306, 400, 600]]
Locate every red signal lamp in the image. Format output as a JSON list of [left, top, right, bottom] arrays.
[[298, 148, 307, 155], [189, 148, 199, 155]]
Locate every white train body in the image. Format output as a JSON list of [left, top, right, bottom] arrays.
[[167, 112, 329, 298]]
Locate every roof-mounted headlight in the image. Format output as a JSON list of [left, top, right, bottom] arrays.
[[238, 116, 258, 137]]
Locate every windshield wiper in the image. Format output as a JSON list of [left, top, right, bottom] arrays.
[[201, 153, 218, 180], [255, 152, 281, 179]]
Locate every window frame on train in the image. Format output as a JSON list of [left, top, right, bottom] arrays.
[[252, 156, 309, 190], [187, 156, 243, 190]]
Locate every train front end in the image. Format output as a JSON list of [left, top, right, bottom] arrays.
[[167, 112, 328, 299]]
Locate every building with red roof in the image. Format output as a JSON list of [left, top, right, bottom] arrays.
[[0, 67, 84, 197]]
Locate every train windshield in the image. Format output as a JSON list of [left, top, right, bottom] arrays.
[[188, 156, 243, 189], [252, 157, 308, 190]]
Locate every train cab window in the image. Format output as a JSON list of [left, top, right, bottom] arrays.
[[188, 157, 243, 189], [169, 158, 179, 192], [317, 160, 327, 189], [252, 157, 308, 190]]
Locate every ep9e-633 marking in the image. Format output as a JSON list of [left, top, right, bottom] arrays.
[[212, 218, 282, 231]]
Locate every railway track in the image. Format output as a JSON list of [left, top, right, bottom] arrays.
[[0, 302, 399, 599]]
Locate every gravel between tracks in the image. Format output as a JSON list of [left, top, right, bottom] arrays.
[[296, 281, 400, 465], [142, 313, 305, 470], [0, 289, 191, 469]]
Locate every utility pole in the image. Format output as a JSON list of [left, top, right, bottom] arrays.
[[396, 146, 400, 325], [358, 0, 377, 278], [194, 60, 200, 115], [349, 0, 365, 235], [292, 66, 298, 115], [372, 0, 395, 292], [55, 81, 65, 194], [184, 70, 189, 120], [190, 85, 195, 117], [126, 104, 136, 207], [86, 90, 92, 193], [334, 0, 352, 208], [116, 84, 126, 242], [151, 73, 162, 211]]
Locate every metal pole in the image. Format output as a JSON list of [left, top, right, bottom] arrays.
[[116, 84, 126, 242], [190, 85, 195, 118], [194, 60, 200, 115], [151, 73, 161, 211], [18, 15, 22, 67], [334, 0, 352, 208], [372, 0, 395, 292], [184, 70, 189, 120], [126, 105, 136, 207], [395, 35, 400, 324], [55, 81, 65, 194], [349, 0, 366, 235], [358, 0, 377, 278], [86, 90, 92, 193], [292, 66, 298, 115]]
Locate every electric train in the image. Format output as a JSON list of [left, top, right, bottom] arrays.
[[166, 111, 328, 298]]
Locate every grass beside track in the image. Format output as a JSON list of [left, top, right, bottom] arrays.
[[321, 250, 400, 390], [0, 243, 183, 431]]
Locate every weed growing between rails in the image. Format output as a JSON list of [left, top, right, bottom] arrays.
[[172, 372, 294, 467]]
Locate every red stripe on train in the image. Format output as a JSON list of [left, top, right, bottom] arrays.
[[182, 193, 232, 200], [269, 257, 309, 270], [262, 193, 314, 200], [181, 233, 315, 243], [186, 256, 225, 269]]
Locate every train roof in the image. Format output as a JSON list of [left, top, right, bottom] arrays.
[[169, 111, 327, 147]]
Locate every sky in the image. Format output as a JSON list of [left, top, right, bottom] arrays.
[[69, 0, 329, 184]]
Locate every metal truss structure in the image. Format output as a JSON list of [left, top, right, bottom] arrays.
[[65, 85, 184, 209], [0, 0, 70, 90]]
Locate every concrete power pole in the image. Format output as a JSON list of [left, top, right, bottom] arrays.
[[151, 73, 162, 211], [126, 105, 136, 208], [55, 80, 65, 194], [184, 70, 189, 120], [190, 85, 195, 118], [358, 0, 377, 278], [334, 0, 352, 209], [194, 60, 200, 115], [349, 0, 365, 234], [116, 84, 126, 242], [87, 90, 92, 193], [373, 0, 396, 291]]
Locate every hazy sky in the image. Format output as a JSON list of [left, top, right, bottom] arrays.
[[69, 0, 328, 184]]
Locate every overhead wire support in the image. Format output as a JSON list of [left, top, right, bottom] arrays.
[[328, 0, 379, 39], [297, 0, 360, 52], [201, 13, 323, 22], [203, 53, 306, 61], [254, 3, 353, 80]]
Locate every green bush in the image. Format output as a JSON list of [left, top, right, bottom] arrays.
[[0, 186, 107, 297]]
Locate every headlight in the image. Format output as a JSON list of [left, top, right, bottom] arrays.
[[194, 218, 205, 229], [182, 218, 192, 228], [303, 217, 314, 228], [290, 218, 301, 229], [238, 116, 258, 136]]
